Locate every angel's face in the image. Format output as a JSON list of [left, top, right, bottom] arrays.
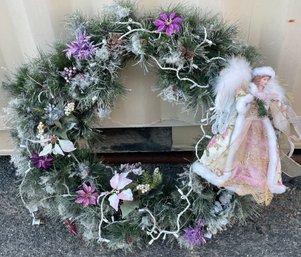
[[254, 75, 271, 91]]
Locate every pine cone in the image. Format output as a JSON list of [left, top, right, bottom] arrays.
[[179, 47, 195, 61], [106, 33, 125, 51]]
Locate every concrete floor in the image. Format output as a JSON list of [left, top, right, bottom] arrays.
[[1, 156, 300, 257]]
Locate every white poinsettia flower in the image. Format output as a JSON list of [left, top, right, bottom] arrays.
[[34, 135, 76, 156]]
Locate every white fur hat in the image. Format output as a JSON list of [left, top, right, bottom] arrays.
[[252, 66, 275, 78]]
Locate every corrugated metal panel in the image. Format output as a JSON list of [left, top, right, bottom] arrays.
[[1, 0, 301, 154]]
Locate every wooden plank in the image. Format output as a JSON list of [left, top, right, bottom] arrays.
[[91, 127, 172, 153], [98, 151, 195, 164], [99, 151, 301, 165]]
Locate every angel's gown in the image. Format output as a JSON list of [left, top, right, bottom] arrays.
[[193, 94, 286, 205]]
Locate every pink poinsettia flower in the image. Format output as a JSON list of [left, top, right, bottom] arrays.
[[108, 172, 133, 211], [75, 183, 99, 208], [153, 12, 183, 37]]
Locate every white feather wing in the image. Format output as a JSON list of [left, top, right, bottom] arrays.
[[211, 57, 252, 134]]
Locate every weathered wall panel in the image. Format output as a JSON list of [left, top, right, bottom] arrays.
[[1, 0, 301, 153]]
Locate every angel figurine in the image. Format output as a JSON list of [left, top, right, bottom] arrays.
[[192, 57, 301, 205]]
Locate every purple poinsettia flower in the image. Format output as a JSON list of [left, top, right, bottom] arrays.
[[183, 219, 207, 246], [75, 183, 99, 208], [29, 152, 53, 170], [153, 12, 183, 36], [65, 31, 96, 60]]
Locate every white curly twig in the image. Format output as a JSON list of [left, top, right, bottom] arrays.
[[96, 191, 114, 243], [37, 90, 47, 103], [194, 27, 213, 53], [200, 27, 212, 46], [149, 55, 208, 89], [206, 57, 226, 63], [119, 28, 160, 40], [115, 19, 162, 41], [19, 162, 37, 223], [62, 183, 73, 197], [19, 168, 32, 211], [195, 110, 213, 160], [138, 208, 157, 234], [115, 19, 143, 28]]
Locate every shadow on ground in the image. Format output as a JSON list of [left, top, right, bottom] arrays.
[[0, 156, 300, 257]]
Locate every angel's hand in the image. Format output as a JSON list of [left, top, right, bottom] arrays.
[[236, 94, 254, 114], [280, 103, 288, 112]]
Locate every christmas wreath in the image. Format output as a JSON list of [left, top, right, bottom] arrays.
[[4, 1, 260, 251]]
